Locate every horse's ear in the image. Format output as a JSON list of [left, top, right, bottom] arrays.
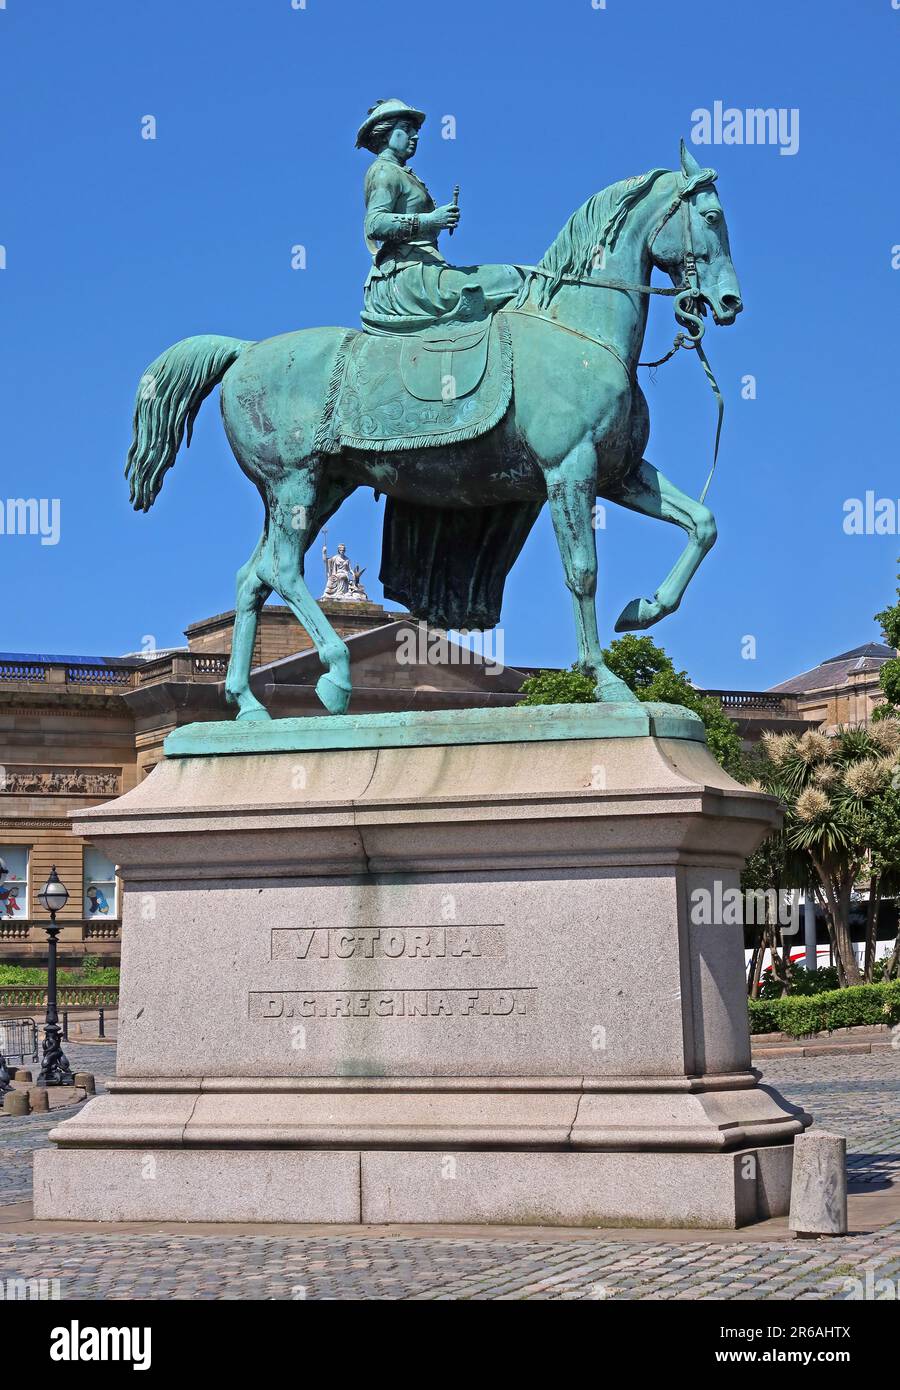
[[680, 138, 703, 179]]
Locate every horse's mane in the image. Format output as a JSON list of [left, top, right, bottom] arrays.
[[528, 167, 673, 309]]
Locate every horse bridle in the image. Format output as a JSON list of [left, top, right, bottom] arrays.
[[514, 173, 724, 502], [645, 173, 723, 502]]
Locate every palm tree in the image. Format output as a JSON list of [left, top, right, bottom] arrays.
[[751, 722, 900, 987]]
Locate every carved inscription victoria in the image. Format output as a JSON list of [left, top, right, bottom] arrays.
[[270, 924, 501, 960], [253, 923, 535, 1022]]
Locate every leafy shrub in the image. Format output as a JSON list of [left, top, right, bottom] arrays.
[[517, 668, 595, 705], [749, 981, 900, 1036], [518, 636, 746, 778], [746, 1000, 781, 1034], [756, 958, 895, 1003], [757, 964, 841, 999], [0, 964, 120, 987]]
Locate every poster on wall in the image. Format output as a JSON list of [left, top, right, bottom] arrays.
[[0, 847, 29, 918], [84, 845, 117, 917]]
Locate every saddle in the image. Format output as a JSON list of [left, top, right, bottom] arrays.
[[315, 286, 514, 454], [399, 285, 491, 401]]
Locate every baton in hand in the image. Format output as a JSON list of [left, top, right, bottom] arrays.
[[449, 185, 460, 236]]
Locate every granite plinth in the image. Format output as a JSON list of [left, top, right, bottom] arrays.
[[36, 705, 810, 1227], [34, 1144, 796, 1229]]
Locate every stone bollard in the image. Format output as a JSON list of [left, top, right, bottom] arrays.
[[14, 1069, 33, 1083], [789, 1131, 848, 1236], [28, 1088, 50, 1113], [3, 1089, 30, 1116], [74, 1073, 96, 1095]]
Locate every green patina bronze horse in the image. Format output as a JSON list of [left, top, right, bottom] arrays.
[[126, 142, 742, 720]]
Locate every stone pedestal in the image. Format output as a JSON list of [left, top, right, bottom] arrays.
[[35, 703, 810, 1227]]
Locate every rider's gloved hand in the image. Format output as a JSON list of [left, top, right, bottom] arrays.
[[425, 203, 461, 233]]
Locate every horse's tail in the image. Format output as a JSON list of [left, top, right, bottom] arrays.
[[125, 334, 252, 511]]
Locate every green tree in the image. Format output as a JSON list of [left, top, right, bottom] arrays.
[[594, 633, 673, 690], [740, 826, 808, 998], [874, 561, 900, 719], [516, 667, 595, 705], [750, 723, 900, 986], [861, 784, 900, 980], [518, 635, 746, 779]]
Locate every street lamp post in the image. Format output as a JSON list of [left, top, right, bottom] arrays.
[[0, 857, 11, 1094], [36, 866, 75, 1087]]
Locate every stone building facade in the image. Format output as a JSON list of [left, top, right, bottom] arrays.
[[767, 642, 894, 732], [0, 598, 525, 962], [1, 605, 894, 965], [0, 659, 139, 963]]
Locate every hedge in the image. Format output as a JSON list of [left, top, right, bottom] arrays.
[[749, 981, 900, 1037], [0, 965, 120, 987]]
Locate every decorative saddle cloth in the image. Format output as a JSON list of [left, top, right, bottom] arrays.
[[315, 291, 513, 454]]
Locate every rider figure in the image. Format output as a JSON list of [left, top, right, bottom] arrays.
[[356, 98, 521, 334]]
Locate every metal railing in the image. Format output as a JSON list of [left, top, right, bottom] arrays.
[[62, 1007, 108, 1040], [0, 984, 119, 1009], [0, 1017, 38, 1062]]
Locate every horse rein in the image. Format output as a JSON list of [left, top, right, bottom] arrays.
[[515, 175, 724, 503]]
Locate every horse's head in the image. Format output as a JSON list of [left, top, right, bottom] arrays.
[[650, 142, 743, 326]]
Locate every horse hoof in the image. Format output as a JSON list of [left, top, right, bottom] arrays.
[[235, 706, 272, 723], [229, 688, 272, 721], [316, 672, 351, 716], [594, 674, 640, 704], [614, 597, 660, 632]]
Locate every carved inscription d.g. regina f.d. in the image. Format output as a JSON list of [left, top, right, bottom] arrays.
[[255, 924, 531, 1024]]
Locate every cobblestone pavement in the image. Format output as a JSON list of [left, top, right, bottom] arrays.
[[0, 1050, 897, 1301], [0, 1222, 898, 1301], [761, 1052, 900, 1185], [0, 1043, 116, 1204]]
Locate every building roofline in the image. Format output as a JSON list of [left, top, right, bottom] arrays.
[[252, 619, 530, 693], [0, 651, 148, 667]]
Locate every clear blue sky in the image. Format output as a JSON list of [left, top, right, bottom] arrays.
[[2, 0, 898, 688]]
